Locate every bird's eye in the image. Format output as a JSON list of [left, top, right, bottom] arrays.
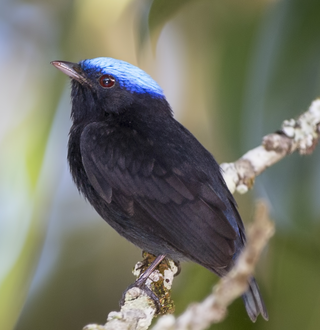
[[99, 74, 115, 88]]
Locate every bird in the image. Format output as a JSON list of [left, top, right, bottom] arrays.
[[51, 57, 268, 322]]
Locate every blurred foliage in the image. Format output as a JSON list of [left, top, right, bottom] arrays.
[[138, 0, 197, 48], [0, 0, 319, 330]]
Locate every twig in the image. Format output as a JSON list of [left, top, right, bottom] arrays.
[[83, 202, 274, 330], [221, 99, 320, 194], [83, 258, 178, 330], [152, 201, 274, 330], [83, 99, 320, 330]]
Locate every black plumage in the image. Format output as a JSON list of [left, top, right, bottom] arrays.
[[51, 58, 268, 322]]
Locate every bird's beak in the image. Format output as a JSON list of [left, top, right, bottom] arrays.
[[51, 61, 87, 84]]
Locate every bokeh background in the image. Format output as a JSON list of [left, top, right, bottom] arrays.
[[1, 0, 320, 329]]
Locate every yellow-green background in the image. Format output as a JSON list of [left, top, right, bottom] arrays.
[[1, 1, 320, 329]]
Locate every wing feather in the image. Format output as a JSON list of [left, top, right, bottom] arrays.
[[80, 122, 239, 268]]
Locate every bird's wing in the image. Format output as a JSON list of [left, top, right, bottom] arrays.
[[80, 122, 239, 269]]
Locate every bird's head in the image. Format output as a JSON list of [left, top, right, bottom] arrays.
[[51, 57, 169, 123]]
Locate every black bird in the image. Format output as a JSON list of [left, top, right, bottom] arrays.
[[51, 57, 268, 322]]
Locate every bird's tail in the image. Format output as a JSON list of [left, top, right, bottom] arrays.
[[242, 277, 268, 322]]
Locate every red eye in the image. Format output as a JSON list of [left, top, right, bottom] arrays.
[[99, 74, 115, 88]]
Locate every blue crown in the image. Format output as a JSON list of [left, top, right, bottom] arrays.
[[81, 57, 164, 98]]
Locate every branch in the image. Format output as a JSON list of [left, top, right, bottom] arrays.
[[221, 99, 320, 194], [152, 201, 274, 330], [84, 257, 179, 330], [84, 202, 274, 330], [83, 99, 320, 330]]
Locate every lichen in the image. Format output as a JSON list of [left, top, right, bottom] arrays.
[[134, 253, 176, 316]]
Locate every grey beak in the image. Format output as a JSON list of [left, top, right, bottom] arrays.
[[51, 60, 87, 84]]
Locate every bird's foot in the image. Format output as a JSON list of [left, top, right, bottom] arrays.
[[120, 281, 162, 313], [173, 260, 181, 277], [119, 253, 177, 315]]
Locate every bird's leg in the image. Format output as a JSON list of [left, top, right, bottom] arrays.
[[173, 260, 181, 277], [120, 253, 177, 315], [120, 254, 166, 311], [135, 254, 166, 287]]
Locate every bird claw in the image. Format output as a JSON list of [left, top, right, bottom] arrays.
[[173, 260, 181, 277], [120, 281, 162, 313], [119, 253, 171, 314]]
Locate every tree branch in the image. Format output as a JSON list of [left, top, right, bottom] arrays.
[[83, 99, 320, 330], [152, 201, 274, 330], [221, 99, 320, 194]]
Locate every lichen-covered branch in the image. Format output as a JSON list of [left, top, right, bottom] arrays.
[[83, 99, 320, 330], [83, 257, 179, 330], [221, 99, 320, 194], [152, 201, 274, 330], [83, 202, 274, 330]]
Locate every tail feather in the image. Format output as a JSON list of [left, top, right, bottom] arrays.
[[242, 277, 268, 322]]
